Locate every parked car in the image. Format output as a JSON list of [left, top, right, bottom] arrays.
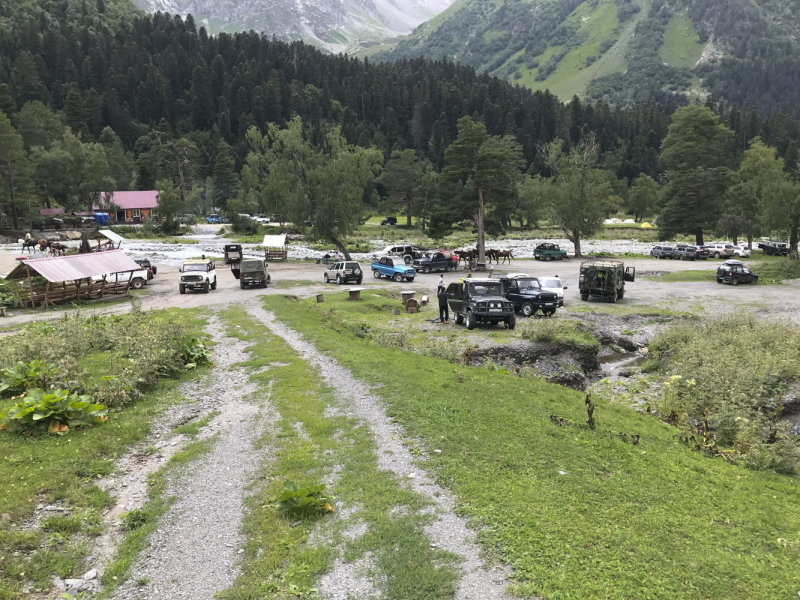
[[413, 251, 452, 274], [716, 260, 758, 285], [650, 245, 675, 259], [372, 256, 416, 282], [239, 259, 270, 289], [704, 242, 735, 259], [499, 274, 559, 316], [179, 259, 217, 294], [538, 276, 567, 306], [534, 243, 568, 261], [324, 260, 363, 285], [445, 279, 516, 330], [380, 244, 426, 264], [733, 243, 751, 258], [224, 244, 243, 264], [133, 258, 157, 277], [206, 214, 223, 224], [759, 241, 789, 256], [673, 244, 709, 261], [380, 216, 398, 226], [92, 268, 149, 290], [579, 260, 635, 302]]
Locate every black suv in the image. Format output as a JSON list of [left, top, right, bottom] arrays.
[[380, 216, 397, 226], [674, 244, 709, 261], [499, 274, 559, 317], [716, 260, 758, 285], [445, 279, 516, 330], [413, 251, 452, 274], [759, 241, 789, 256], [134, 259, 156, 279]]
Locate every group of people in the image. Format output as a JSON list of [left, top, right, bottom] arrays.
[[322, 251, 342, 265]]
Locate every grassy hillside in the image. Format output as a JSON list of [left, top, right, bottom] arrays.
[[381, 0, 800, 116]]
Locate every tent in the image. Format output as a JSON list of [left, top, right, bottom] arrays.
[[640, 222, 653, 228]]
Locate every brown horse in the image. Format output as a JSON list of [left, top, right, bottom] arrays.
[[497, 250, 513, 264], [37, 239, 50, 253], [485, 249, 499, 263], [454, 249, 474, 267], [49, 242, 67, 256]]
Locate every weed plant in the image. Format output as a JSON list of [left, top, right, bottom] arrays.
[[518, 317, 600, 350], [650, 314, 800, 472]]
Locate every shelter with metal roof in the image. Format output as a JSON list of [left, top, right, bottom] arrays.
[[263, 234, 288, 260], [3, 250, 142, 308]]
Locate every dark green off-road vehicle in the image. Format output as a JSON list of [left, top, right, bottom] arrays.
[[238, 259, 271, 289], [578, 260, 635, 302], [445, 278, 516, 330]]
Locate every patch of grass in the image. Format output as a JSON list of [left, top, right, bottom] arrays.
[[216, 306, 459, 600], [519, 317, 600, 350], [643, 269, 716, 283], [269, 279, 321, 290], [644, 260, 800, 285], [40, 515, 83, 533], [264, 294, 800, 599], [171, 410, 219, 437], [0, 310, 209, 598], [659, 10, 705, 68]]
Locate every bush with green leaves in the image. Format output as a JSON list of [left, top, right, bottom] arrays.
[[649, 315, 800, 473], [277, 480, 331, 514], [518, 318, 600, 351], [0, 360, 59, 395], [180, 336, 212, 369], [0, 388, 108, 433]]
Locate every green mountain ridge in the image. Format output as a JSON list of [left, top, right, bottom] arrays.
[[382, 0, 800, 119]]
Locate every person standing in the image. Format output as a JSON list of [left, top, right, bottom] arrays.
[[437, 286, 449, 324], [437, 274, 445, 291]]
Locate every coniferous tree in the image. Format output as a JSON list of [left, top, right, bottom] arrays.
[[212, 139, 239, 207], [376, 150, 430, 227], [0, 113, 34, 229]]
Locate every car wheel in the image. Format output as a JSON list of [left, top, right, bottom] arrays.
[[179, 285, 185, 294], [373, 270, 381, 278], [455, 313, 464, 325], [581, 293, 589, 301], [131, 278, 145, 290], [262, 280, 267, 288], [521, 302, 534, 317], [406, 277, 414, 282], [445, 264, 452, 272], [716, 278, 723, 283], [506, 314, 516, 330], [203, 282, 209, 294], [679, 254, 684, 260], [545, 254, 552, 261], [211, 279, 217, 290], [393, 273, 403, 283], [324, 274, 329, 283], [240, 280, 245, 289], [466, 311, 475, 330], [609, 290, 616, 303], [357, 278, 363, 285], [545, 309, 556, 316], [423, 265, 431, 274], [714, 252, 721, 259], [404, 255, 413, 265], [731, 278, 739, 286], [336, 275, 342, 285]]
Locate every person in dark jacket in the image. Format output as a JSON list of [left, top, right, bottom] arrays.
[[437, 287, 449, 324]]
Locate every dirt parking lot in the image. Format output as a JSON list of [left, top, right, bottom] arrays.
[[2, 252, 800, 328]]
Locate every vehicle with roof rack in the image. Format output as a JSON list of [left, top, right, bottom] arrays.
[[578, 260, 635, 302], [534, 243, 568, 261], [445, 278, 516, 330]]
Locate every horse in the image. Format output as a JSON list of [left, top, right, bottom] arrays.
[[37, 239, 50, 253], [485, 249, 500, 264], [496, 250, 513, 264], [20, 239, 38, 253], [454, 249, 474, 267], [49, 242, 67, 256]]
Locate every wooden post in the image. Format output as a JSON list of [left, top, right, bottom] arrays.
[[44, 281, 51, 308], [100, 275, 106, 298], [12, 280, 25, 309], [25, 266, 35, 309]]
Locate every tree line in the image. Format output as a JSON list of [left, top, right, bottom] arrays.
[[0, 2, 799, 256]]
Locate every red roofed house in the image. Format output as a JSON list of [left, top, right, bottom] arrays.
[[99, 191, 160, 224]]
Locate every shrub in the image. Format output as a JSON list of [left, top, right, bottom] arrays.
[[649, 315, 800, 472], [180, 336, 212, 368], [122, 509, 150, 530], [0, 388, 108, 434], [518, 319, 600, 350], [277, 480, 332, 514], [0, 360, 59, 395]]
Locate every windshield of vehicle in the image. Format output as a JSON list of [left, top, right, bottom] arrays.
[[389, 257, 406, 266], [516, 278, 541, 291], [243, 261, 262, 270], [539, 278, 562, 288], [183, 264, 207, 272], [345, 262, 359, 269], [468, 282, 503, 296]]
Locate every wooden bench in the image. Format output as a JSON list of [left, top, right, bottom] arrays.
[[420, 295, 429, 306]]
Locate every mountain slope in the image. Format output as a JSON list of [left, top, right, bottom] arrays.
[[382, 0, 800, 119], [132, 0, 452, 54]]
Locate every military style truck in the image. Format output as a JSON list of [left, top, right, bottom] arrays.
[[239, 259, 271, 289], [534, 243, 568, 261], [578, 260, 635, 302], [445, 278, 516, 330], [179, 258, 217, 294]]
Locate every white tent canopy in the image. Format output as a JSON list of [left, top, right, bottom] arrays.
[[262, 234, 287, 247], [98, 229, 125, 244]]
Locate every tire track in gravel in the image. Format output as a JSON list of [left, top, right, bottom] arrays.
[[108, 311, 280, 600], [251, 306, 513, 600]]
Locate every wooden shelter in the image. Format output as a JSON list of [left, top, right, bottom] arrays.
[[90, 229, 125, 251], [3, 250, 142, 309], [263, 234, 288, 260]]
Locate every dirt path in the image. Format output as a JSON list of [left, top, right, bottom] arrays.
[[97, 312, 279, 600], [252, 307, 513, 600]]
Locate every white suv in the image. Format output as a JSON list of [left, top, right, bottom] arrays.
[[179, 259, 217, 294], [324, 261, 363, 285], [92, 269, 149, 290]]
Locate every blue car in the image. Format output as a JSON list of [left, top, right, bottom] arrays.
[[372, 256, 416, 282], [206, 214, 223, 224]]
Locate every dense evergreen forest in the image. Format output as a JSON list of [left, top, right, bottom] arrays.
[[1, 0, 800, 252]]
